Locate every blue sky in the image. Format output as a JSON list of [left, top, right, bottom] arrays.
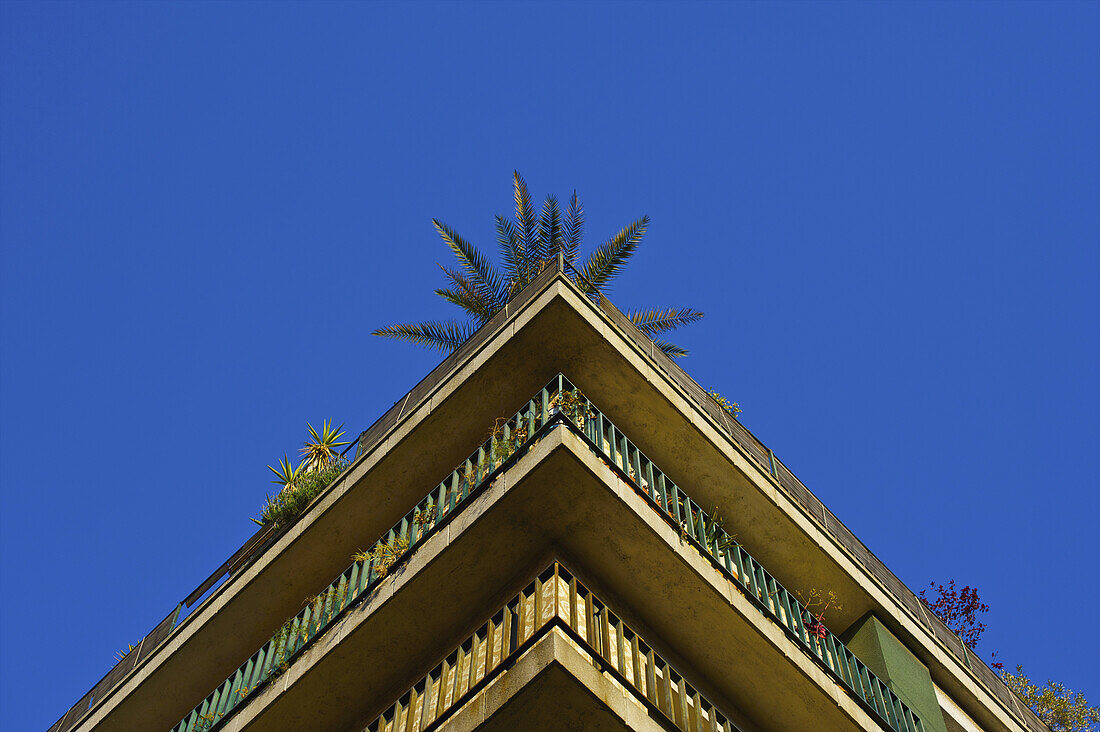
[[2, 2, 1097, 729]]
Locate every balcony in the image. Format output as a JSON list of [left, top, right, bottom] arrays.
[[60, 266, 1035, 732], [172, 375, 923, 732], [366, 561, 741, 732]]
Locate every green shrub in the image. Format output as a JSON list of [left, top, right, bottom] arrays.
[[707, 389, 741, 417], [353, 535, 410, 578], [254, 458, 349, 528]]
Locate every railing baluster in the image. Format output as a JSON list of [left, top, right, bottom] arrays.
[[831, 638, 849, 686], [660, 661, 674, 719], [853, 657, 870, 705], [213, 678, 232, 720], [509, 603, 521, 656], [860, 665, 879, 715], [227, 666, 245, 711], [598, 603, 611, 660], [585, 590, 597, 647], [391, 696, 404, 732], [450, 645, 465, 704], [763, 575, 778, 617], [895, 696, 911, 732], [486, 616, 499, 672], [676, 674, 689, 729], [419, 671, 435, 730], [457, 462, 469, 506], [615, 617, 627, 675], [632, 445, 643, 489], [568, 575, 579, 631], [691, 688, 704, 731], [436, 658, 452, 720], [754, 565, 768, 605], [825, 633, 842, 679], [195, 695, 213, 730], [743, 555, 759, 599], [467, 630, 481, 690], [879, 679, 899, 729], [247, 647, 266, 693], [631, 632, 642, 689], [645, 646, 658, 705]]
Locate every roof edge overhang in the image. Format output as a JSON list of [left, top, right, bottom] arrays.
[[68, 261, 1038, 732]]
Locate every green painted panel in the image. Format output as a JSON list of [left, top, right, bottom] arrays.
[[841, 613, 949, 732]]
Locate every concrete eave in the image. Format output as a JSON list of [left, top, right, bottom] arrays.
[[74, 270, 1028, 732], [205, 429, 886, 732]]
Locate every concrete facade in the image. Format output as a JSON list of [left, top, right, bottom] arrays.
[[56, 267, 1047, 732]]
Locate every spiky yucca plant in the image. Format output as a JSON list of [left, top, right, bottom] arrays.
[[267, 454, 304, 494], [373, 172, 703, 357], [300, 420, 349, 473]]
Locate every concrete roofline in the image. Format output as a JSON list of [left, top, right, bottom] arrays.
[[56, 259, 1045, 732]]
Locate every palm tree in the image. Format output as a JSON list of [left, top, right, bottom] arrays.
[[374, 172, 703, 357]]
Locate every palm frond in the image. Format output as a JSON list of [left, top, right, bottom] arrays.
[[436, 263, 494, 324], [371, 320, 476, 353], [433, 219, 505, 310], [513, 171, 538, 256], [495, 214, 525, 296], [563, 191, 584, 265], [653, 339, 689, 358], [536, 194, 562, 264], [579, 215, 649, 295], [378, 174, 701, 360], [434, 287, 493, 325], [628, 307, 705, 336]]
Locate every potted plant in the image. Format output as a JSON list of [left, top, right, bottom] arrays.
[[553, 388, 591, 429]]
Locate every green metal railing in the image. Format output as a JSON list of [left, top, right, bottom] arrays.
[[173, 374, 923, 732], [171, 383, 561, 732], [366, 561, 742, 732], [553, 374, 925, 732]]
